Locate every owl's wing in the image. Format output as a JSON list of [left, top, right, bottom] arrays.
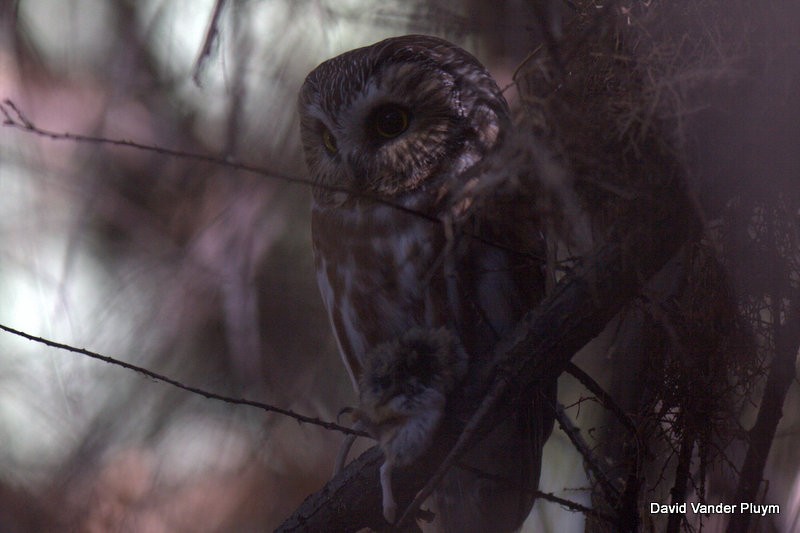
[[435, 170, 558, 533], [450, 149, 550, 306], [311, 207, 363, 392], [317, 271, 362, 392]]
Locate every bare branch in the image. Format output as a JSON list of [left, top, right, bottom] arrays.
[[666, 427, 694, 533], [395, 376, 509, 529], [193, 0, 228, 86], [555, 404, 621, 503], [277, 177, 698, 530], [452, 462, 614, 523], [566, 361, 638, 435], [536, 489, 614, 523], [1, 99, 314, 188], [0, 99, 541, 263], [0, 322, 367, 437], [729, 299, 800, 533]]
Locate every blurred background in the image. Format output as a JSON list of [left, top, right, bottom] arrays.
[[0, 1, 797, 532]]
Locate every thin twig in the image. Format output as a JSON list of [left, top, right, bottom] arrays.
[[0, 99, 542, 263], [193, 0, 228, 86], [0, 99, 433, 223], [0, 322, 368, 437], [666, 425, 694, 533], [536, 489, 614, 523], [279, 182, 697, 529], [454, 462, 615, 523], [394, 376, 509, 529], [566, 362, 638, 434], [729, 295, 800, 533], [555, 403, 622, 502]]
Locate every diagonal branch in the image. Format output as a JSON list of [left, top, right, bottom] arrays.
[[192, 0, 228, 85], [555, 404, 621, 504], [276, 180, 699, 531], [0, 99, 542, 263], [0, 323, 366, 437], [0, 99, 435, 224], [0, 99, 314, 189], [729, 297, 800, 533], [394, 375, 509, 529], [566, 361, 638, 435]]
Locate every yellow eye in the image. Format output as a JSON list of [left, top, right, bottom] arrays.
[[322, 128, 338, 155], [372, 105, 410, 138]]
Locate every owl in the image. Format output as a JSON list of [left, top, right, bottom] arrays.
[[298, 35, 556, 532]]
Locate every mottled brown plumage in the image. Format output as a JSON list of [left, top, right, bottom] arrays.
[[298, 35, 555, 532]]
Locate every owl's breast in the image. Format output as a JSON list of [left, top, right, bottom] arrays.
[[312, 194, 541, 392], [312, 200, 446, 388]]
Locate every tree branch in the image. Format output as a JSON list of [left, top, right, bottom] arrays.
[[0, 323, 366, 437], [555, 404, 621, 504], [192, 0, 228, 85], [276, 180, 698, 531], [729, 298, 800, 533], [0, 98, 541, 263], [566, 361, 637, 435]]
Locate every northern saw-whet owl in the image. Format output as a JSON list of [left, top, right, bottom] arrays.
[[298, 35, 556, 532]]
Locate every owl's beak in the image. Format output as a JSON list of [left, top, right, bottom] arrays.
[[344, 151, 367, 185]]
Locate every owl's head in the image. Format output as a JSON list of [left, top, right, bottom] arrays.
[[298, 35, 510, 198]]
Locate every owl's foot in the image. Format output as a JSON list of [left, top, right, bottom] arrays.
[[332, 411, 366, 478], [332, 433, 358, 477], [380, 461, 397, 523]]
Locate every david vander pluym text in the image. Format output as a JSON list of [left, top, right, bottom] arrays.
[[650, 502, 780, 516]]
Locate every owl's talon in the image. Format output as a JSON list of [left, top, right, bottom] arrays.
[[333, 419, 368, 477], [383, 500, 398, 525], [336, 406, 355, 423], [332, 434, 357, 477], [380, 461, 397, 523]]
